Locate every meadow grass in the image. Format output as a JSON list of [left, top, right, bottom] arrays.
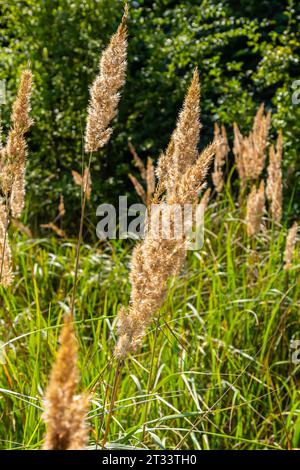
[[0, 191, 299, 450], [2, 7, 298, 449]]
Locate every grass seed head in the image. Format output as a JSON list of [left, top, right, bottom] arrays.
[[43, 315, 89, 450], [246, 180, 265, 237], [212, 123, 229, 193], [266, 131, 283, 223], [84, 5, 128, 153], [284, 222, 298, 271], [233, 105, 270, 185], [115, 73, 216, 358], [156, 69, 201, 195], [0, 70, 33, 208]]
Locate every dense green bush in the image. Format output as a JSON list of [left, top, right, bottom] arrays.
[[0, 0, 299, 231]]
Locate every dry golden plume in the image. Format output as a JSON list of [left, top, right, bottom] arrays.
[[246, 180, 265, 237], [0, 70, 33, 286], [171, 142, 216, 205], [233, 104, 270, 186], [0, 70, 33, 215], [156, 69, 201, 195], [10, 170, 26, 219], [85, 4, 128, 152], [284, 222, 298, 271], [233, 121, 245, 185], [212, 123, 229, 193], [115, 71, 216, 358], [266, 131, 283, 223], [43, 315, 89, 450]]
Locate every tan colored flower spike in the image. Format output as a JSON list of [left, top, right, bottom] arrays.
[[43, 315, 89, 450], [85, 4, 128, 152], [156, 68, 201, 196], [266, 131, 283, 223], [246, 180, 265, 237], [0, 70, 33, 286], [284, 222, 298, 271], [212, 123, 229, 193], [0, 70, 33, 214], [115, 70, 216, 358], [233, 104, 270, 186]]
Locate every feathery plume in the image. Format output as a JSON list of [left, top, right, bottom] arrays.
[[233, 122, 245, 187], [115, 75, 216, 358], [171, 142, 216, 205], [246, 180, 265, 237], [266, 131, 283, 223], [85, 5, 128, 152], [0, 70, 33, 209], [115, 236, 186, 358], [58, 194, 65, 219], [156, 69, 201, 195], [0, 70, 32, 287], [212, 123, 229, 193], [10, 170, 25, 218], [10, 70, 33, 135], [128, 141, 146, 180], [233, 105, 270, 185], [284, 222, 298, 271], [43, 315, 89, 450], [155, 138, 174, 190], [0, 204, 13, 287]]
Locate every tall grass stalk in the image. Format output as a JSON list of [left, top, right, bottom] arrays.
[[69, 4, 128, 319]]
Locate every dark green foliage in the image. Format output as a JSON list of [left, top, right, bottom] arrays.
[[0, 0, 299, 231]]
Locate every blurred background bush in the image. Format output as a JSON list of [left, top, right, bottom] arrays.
[[0, 0, 299, 232]]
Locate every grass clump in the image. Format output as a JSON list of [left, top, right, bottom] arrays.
[[0, 3, 299, 452]]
